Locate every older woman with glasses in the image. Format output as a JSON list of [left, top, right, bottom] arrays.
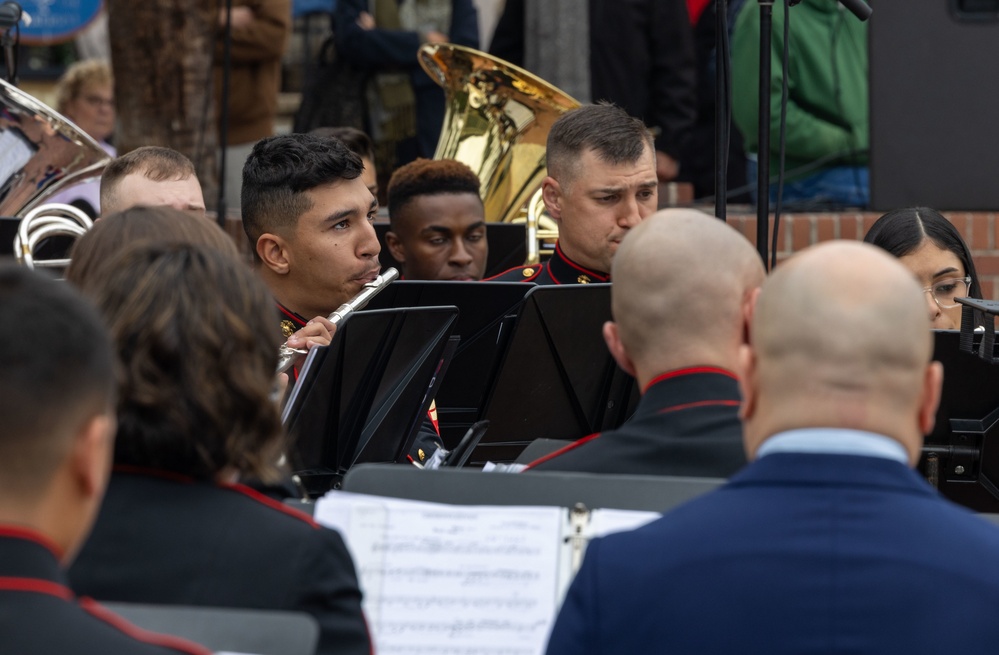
[[864, 207, 981, 330], [47, 59, 116, 217]]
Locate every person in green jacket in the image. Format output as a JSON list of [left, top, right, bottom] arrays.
[[732, 0, 868, 208]]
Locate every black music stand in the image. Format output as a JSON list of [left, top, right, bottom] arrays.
[[374, 222, 528, 278], [339, 464, 724, 512], [924, 329, 999, 512], [364, 280, 533, 447], [474, 285, 640, 463], [282, 306, 458, 495]]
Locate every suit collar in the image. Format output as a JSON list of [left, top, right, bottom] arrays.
[[730, 451, 936, 498]]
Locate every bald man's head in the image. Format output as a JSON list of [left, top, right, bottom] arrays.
[[606, 209, 764, 386], [741, 241, 942, 463]]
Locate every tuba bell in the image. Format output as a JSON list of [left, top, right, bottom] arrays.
[[0, 77, 112, 270], [418, 44, 579, 264]]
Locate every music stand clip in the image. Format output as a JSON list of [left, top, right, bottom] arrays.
[[957, 297, 999, 362]]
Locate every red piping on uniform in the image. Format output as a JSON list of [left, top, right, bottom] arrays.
[[643, 366, 738, 393], [658, 399, 741, 415], [553, 243, 610, 282], [219, 482, 320, 529], [81, 598, 212, 655], [523, 432, 602, 470], [0, 577, 73, 600], [277, 304, 307, 327], [0, 526, 64, 560]]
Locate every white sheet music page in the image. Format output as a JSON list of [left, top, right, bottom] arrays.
[[316, 492, 564, 655], [586, 508, 661, 539]]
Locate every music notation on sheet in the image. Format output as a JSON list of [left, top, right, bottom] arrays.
[[316, 493, 563, 655]]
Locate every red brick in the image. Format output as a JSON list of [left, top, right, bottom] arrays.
[[742, 218, 757, 246], [791, 215, 813, 251], [839, 215, 859, 241], [817, 216, 836, 244], [862, 214, 879, 236], [980, 278, 996, 301], [946, 213, 969, 242], [973, 256, 999, 276], [970, 214, 992, 251]]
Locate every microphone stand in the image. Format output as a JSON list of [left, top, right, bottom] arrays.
[[755, 0, 773, 267], [714, 0, 729, 222], [753, 0, 872, 268]]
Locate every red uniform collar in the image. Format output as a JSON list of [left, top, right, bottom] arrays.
[[548, 242, 610, 285]]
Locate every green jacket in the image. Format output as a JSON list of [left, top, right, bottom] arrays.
[[732, 0, 868, 177]]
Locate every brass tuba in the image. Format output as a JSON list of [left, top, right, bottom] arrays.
[[0, 77, 112, 269], [418, 44, 579, 264]]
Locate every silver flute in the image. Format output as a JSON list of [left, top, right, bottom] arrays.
[[275, 267, 400, 375]]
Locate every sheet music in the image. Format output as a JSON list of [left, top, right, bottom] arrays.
[[316, 492, 564, 655], [586, 508, 661, 539]]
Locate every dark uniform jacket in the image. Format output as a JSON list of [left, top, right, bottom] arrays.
[[525, 367, 746, 476], [486, 242, 609, 285], [0, 526, 209, 655], [69, 470, 371, 655]]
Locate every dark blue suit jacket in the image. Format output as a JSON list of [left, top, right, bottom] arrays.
[[547, 452, 999, 655]]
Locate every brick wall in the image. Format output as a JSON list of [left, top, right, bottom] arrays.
[[725, 211, 999, 300]]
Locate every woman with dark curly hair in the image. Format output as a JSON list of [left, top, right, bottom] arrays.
[[68, 242, 371, 655], [864, 207, 981, 330]]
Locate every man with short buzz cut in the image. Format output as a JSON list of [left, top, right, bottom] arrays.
[[525, 209, 763, 475], [385, 158, 488, 281], [546, 241, 999, 655], [488, 102, 658, 285], [0, 266, 208, 655], [99, 146, 206, 217]]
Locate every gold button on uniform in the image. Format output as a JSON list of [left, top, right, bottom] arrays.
[[522, 267, 536, 277]]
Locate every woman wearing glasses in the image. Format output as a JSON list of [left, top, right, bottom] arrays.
[[864, 207, 981, 330], [48, 59, 116, 217]]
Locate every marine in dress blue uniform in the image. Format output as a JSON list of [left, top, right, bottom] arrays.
[[526, 367, 745, 476], [485, 242, 608, 286]]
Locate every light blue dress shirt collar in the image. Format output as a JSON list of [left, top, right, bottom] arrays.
[[756, 428, 910, 465]]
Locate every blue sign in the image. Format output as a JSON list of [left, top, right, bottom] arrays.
[[19, 0, 103, 45]]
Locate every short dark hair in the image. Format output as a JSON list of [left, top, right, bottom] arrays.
[[241, 133, 364, 250], [546, 103, 655, 185], [386, 158, 481, 229], [100, 146, 197, 213], [309, 126, 375, 162], [864, 207, 982, 299], [80, 243, 286, 482], [66, 206, 239, 287], [0, 266, 114, 496]]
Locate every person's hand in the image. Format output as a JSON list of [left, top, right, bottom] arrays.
[[424, 30, 448, 44], [656, 150, 680, 183], [357, 11, 376, 30], [219, 6, 255, 29], [285, 316, 337, 356]]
